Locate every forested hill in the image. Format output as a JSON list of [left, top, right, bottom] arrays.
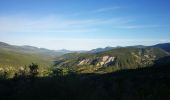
[[54, 47, 169, 73]]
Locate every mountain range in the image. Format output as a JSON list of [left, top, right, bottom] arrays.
[[0, 42, 66, 68], [0, 41, 170, 100], [0, 41, 170, 72], [89, 43, 170, 53], [55, 47, 169, 73]]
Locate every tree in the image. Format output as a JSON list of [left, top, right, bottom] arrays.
[[51, 68, 75, 77], [14, 66, 27, 79], [29, 63, 38, 78], [0, 71, 8, 79]]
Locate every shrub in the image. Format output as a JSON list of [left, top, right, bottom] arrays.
[[29, 63, 39, 78]]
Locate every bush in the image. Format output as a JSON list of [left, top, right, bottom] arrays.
[[29, 63, 39, 78]]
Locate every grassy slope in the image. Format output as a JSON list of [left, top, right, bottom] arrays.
[[0, 49, 53, 68], [0, 47, 56, 68], [0, 42, 66, 68], [54, 47, 169, 73]]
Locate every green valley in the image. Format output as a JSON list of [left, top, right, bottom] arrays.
[[0, 42, 170, 100]]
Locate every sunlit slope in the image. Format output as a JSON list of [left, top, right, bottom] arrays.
[[0, 42, 64, 68], [54, 47, 169, 73]]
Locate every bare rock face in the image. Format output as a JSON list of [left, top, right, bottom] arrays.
[[98, 56, 115, 66], [78, 59, 91, 65], [97, 56, 109, 66], [102, 56, 110, 62], [78, 56, 116, 67], [105, 57, 115, 65], [132, 49, 157, 66]]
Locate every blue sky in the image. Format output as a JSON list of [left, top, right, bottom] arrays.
[[0, 0, 170, 50]]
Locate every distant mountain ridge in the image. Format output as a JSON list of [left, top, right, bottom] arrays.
[[0, 41, 170, 70], [1, 41, 170, 54], [0, 42, 69, 56], [152, 43, 170, 52], [0, 42, 66, 68], [0, 42, 10, 46], [88, 43, 170, 53], [89, 46, 115, 53]]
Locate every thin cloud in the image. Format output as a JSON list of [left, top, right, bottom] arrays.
[[0, 16, 131, 33], [0, 15, 161, 33], [113, 25, 160, 29], [93, 6, 122, 13], [0, 16, 99, 33], [71, 6, 122, 16]]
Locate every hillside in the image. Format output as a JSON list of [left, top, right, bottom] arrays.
[[0, 57, 170, 100], [152, 43, 170, 52], [1, 42, 169, 70], [88, 43, 170, 53], [0, 42, 65, 68], [0, 42, 170, 100], [89, 46, 115, 53], [54, 47, 169, 73]]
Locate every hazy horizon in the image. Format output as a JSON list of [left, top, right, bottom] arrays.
[[0, 0, 170, 50], [1, 40, 170, 51]]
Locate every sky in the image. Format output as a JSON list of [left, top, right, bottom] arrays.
[[0, 0, 170, 50]]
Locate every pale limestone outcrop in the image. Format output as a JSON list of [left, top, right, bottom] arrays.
[[105, 57, 115, 65], [78, 56, 116, 67], [98, 56, 115, 66], [78, 59, 91, 65], [102, 56, 110, 62]]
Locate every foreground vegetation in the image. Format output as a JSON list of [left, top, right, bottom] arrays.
[[0, 60, 170, 100]]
